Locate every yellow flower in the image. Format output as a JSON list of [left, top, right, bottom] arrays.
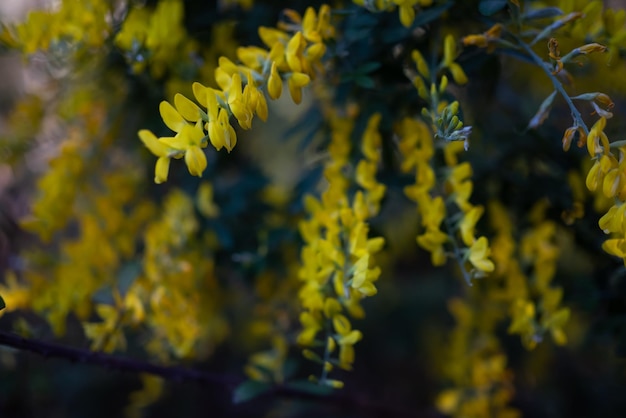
[[585, 154, 615, 192], [599, 203, 626, 234], [459, 205, 484, 246], [417, 229, 448, 266], [586, 117, 609, 157], [442, 34, 468, 85], [468, 236, 495, 273], [159, 121, 208, 177], [462, 24, 503, 53], [138, 130, 176, 184], [267, 62, 283, 99], [227, 72, 253, 129], [287, 72, 311, 104], [332, 314, 362, 370], [602, 238, 626, 259], [286, 32, 305, 72], [508, 299, 537, 349], [184, 145, 207, 177], [393, 0, 417, 28], [541, 308, 570, 345], [351, 255, 379, 296]]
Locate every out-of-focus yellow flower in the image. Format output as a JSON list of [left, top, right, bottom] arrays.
[[468, 236, 495, 273], [442, 35, 468, 85]]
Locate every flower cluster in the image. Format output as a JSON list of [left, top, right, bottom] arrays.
[[26, 173, 156, 336], [584, 116, 626, 260], [297, 112, 386, 387], [114, 0, 195, 78], [436, 296, 518, 418], [400, 39, 493, 283], [435, 199, 568, 417], [0, 0, 111, 54], [139, 5, 334, 183], [492, 200, 569, 349], [137, 189, 228, 360]]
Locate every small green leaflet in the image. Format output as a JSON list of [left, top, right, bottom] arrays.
[[232, 380, 271, 404], [284, 380, 334, 396]]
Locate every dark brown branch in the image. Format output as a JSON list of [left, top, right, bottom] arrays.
[[0, 330, 242, 387], [0, 330, 439, 417]]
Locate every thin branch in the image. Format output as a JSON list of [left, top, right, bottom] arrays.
[[0, 330, 438, 417], [513, 34, 590, 135], [0, 330, 243, 386]]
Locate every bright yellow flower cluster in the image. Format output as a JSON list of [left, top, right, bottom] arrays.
[[140, 5, 334, 183], [489, 200, 569, 349], [400, 40, 493, 282], [435, 199, 568, 418], [138, 190, 228, 360], [19, 159, 227, 360], [352, 0, 434, 28], [400, 118, 493, 281], [581, 114, 626, 261], [297, 112, 385, 387], [26, 173, 156, 336], [0, 0, 111, 54], [59, 187, 224, 359], [83, 287, 146, 353], [519, 4, 626, 267]]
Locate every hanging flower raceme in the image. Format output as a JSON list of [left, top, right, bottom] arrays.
[[401, 39, 492, 283], [139, 5, 335, 183], [297, 112, 386, 388]]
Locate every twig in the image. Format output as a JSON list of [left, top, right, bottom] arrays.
[[0, 330, 242, 386], [0, 330, 438, 417], [513, 33, 590, 135]]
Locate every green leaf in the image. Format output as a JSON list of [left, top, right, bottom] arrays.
[[355, 76, 375, 89], [479, 0, 508, 16], [357, 62, 381, 74], [118, 261, 141, 296], [413, 2, 454, 27], [0, 294, 4, 311], [232, 380, 271, 404], [284, 380, 334, 396]]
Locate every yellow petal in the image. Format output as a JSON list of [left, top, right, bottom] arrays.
[[159, 101, 186, 132], [154, 156, 170, 184], [399, 4, 415, 27], [192, 82, 208, 108], [443, 34, 456, 66], [138, 129, 171, 157], [174, 93, 201, 122], [184, 146, 207, 177], [332, 314, 351, 336], [268, 62, 283, 100], [286, 32, 304, 72]]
